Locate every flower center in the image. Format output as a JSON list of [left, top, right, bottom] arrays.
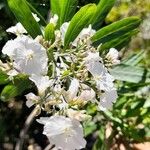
[[25, 50, 34, 60], [63, 127, 73, 137]]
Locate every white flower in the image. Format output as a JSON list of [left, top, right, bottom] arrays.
[[6, 13, 40, 36], [2, 36, 48, 76], [60, 23, 95, 46], [66, 79, 95, 104], [98, 89, 118, 111], [84, 51, 114, 91], [67, 109, 91, 121], [25, 92, 40, 108], [78, 84, 96, 102], [6, 23, 27, 36], [95, 72, 115, 91], [32, 13, 40, 22], [50, 14, 58, 26], [84, 52, 104, 77], [37, 116, 86, 150], [67, 78, 79, 100], [106, 48, 120, 65], [29, 75, 53, 96]]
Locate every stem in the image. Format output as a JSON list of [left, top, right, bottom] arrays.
[[15, 105, 40, 150]]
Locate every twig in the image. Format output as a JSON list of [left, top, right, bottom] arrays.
[[15, 105, 40, 150]]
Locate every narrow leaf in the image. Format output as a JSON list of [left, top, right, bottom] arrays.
[[100, 30, 138, 51], [0, 75, 32, 101], [92, 0, 116, 29], [64, 4, 97, 48], [91, 17, 141, 46], [50, 0, 60, 16], [109, 64, 150, 83], [123, 51, 145, 66], [59, 0, 78, 26], [7, 0, 42, 38]]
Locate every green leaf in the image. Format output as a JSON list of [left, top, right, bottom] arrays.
[[109, 64, 150, 83], [0, 74, 32, 102], [50, 0, 61, 16], [26, 1, 47, 26], [84, 121, 97, 137], [143, 99, 150, 108], [59, 0, 78, 27], [92, 126, 106, 150], [44, 23, 55, 42], [92, 0, 116, 29], [91, 17, 141, 46], [102, 110, 122, 124], [64, 4, 97, 48], [92, 138, 105, 150], [7, 0, 42, 38], [100, 30, 138, 51], [123, 51, 145, 66], [0, 69, 9, 85]]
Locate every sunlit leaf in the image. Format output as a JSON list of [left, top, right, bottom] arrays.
[[44, 23, 55, 42], [0, 74, 32, 101], [64, 4, 97, 48], [100, 30, 138, 51], [110, 64, 150, 83], [91, 17, 141, 46], [92, 0, 116, 29], [7, 0, 42, 38], [59, 0, 78, 27]]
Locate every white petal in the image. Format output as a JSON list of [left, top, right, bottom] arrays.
[[50, 14, 58, 26], [25, 92, 40, 108], [67, 109, 91, 121], [84, 51, 105, 76], [84, 51, 115, 92], [7, 69, 19, 79], [6, 23, 27, 35], [29, 75, 53, 95], [37, 116, 86, 150], [68, 78, 79, 100], [107, 48, 119, 59], [3, 35, 48, 75], [79, 88, 96, 102], [96, 73, 114, 91], [2, 39, 22, 57], [58, 99, 68, 110], [32, 13, 40, 22], [98, 89, 118, 111], [60, 22, 70, 44], [106, 48, 120, 65]]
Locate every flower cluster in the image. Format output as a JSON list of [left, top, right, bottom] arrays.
[[1, 14, 120, 150]]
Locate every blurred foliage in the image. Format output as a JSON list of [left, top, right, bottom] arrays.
[[106, 0, 150, 23], [106, 0, 150, 68]]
